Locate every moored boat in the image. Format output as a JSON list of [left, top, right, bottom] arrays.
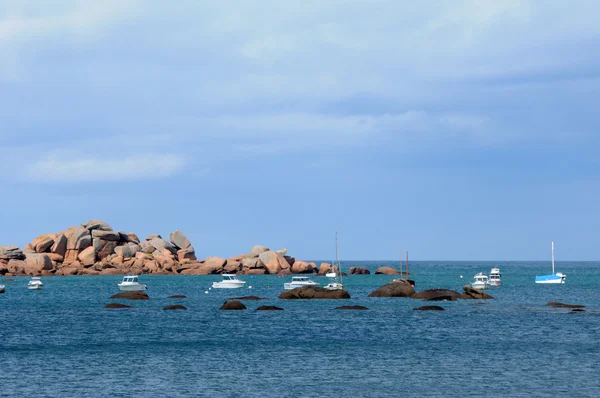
[[284, 276, 319, 290], [0, 284, 5, 293], [471, 272, 490, 290], [118, 275, 147, 291], [212, 274, 246, 289], [535, 242, 566, 284], [27, 277, 44, 290], [489, 267, 502, 286]]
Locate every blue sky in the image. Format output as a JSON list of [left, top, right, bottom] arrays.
[[1, 1, 599, 260]]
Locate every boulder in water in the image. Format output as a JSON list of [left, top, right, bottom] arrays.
[[227, 296, 266, 301], [336, 305, 368, 310], [110, 291, 150, 300], [368, 279, 415, 297], [279, 286, 350, 300], [256, 305, 284, 311], [374, 267, 401, 275], [411, 289, 461, 301], [413, 305, 445, 311], [163, 305, 187, 310], [168, 295, 187, 299], [219, 300, 247, 310], [105, 303, 133, 309], [461, 286, 494, 299]]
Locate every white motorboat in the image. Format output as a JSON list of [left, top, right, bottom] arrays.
[[489, 267, 502, 286], [27, 277, 44, 290], [118, 275, 147, 291], [471, 272, 490, 290], [535, 242, 566, 284], [325, 232, 344, 291], [212, 274, 246, 289], [325, 270, 338, 278], [284, 276, 319, 290], [0, 284, 5, 293]]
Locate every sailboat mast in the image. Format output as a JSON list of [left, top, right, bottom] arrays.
[[552, 241, 555, 274], [406, 251, 409, 277], [336, 232, 342, 285]]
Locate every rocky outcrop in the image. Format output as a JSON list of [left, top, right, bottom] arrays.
[[110, 291, 150, 300], [349, 267, 370, 274], [279, 286, 351, 300], [256, 305, 284, 310], [219, 300, 247, 310], [168, 295, 187, 299], [411, 289, 461, 301], [368, 279, 415, 297], [461, 286, 494, 300], [374, 267, 401, 275], [413, 306, 445, 311], [163, 305, 187, 310], [336, 305, 368, 310], [1, 221, 320, 277]]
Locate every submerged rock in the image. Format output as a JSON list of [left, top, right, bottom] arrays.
[[413, 305, 445, 311], [219, 300, 247, 310], [546, 302, 585, 309], [227, 296, 266, 301], [256, 305, 284, 311], [570, 309, 586, 313], [368, 279, 415, 297], [104, 303, 133, 309], [348, 267, 370, 275], [163, 304, 187, 310], [279, 286, 351, 300], [411, 289, 461, 301], [110, 291, 150, 300], [168, 295, 187, 299], [336, 305, 368, 310]]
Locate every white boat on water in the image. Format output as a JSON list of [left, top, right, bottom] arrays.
[[489, 267, 502, 286], [471, 272, 490, 290], [284, 276, 319, 290], [0, 284, 5, 293], [27, 277, 44, 290], [118, 275, 147, 291], [325, 270, 338, 278], [535, 241, 566, 284], [325, 232, 344, 291], [212, 274, 246, 289]]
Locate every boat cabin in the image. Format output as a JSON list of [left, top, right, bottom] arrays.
[[474, 273, 488, 283], [222, 274, 239, 280], [291, 276, 310, 282], [122, 276, 139, 283]]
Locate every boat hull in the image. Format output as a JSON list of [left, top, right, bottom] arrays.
[[470, 282, 489, 290], [212, 282, 246, 289], [535, 274, 566, 284], [27, 285, 43, 290], [0, 284, 5, 293], [118, 284, 147, 291]]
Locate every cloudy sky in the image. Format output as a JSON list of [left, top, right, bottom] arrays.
[[1, 1, 599, 260]]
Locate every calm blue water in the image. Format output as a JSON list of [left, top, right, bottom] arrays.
[[1, 261, 600, 397]]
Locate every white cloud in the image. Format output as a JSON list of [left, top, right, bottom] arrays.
[[25, 152, 185, 182]]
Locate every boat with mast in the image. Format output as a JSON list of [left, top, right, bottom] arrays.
[[535, 241, 566, 284], [394, 251, 415, 287], [325, 232, 344, 290]]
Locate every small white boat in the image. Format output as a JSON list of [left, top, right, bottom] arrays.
[[324, 281, 344, 290], [118, 275, 147, 291], [212, 274, 246, 289], [27, 277, 44, 290], [325, 271, 338, 278], [471, 272, 490, 290], [535, 241, 566, 284], [284, 276, 319, 290], [0, 284, 5, 293], [489, 267, 502, 286]]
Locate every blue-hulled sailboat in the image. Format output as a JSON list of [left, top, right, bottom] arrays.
[[535, 241, 566, 284]]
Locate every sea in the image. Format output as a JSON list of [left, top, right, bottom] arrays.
[[1, 261, 599, 397]]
